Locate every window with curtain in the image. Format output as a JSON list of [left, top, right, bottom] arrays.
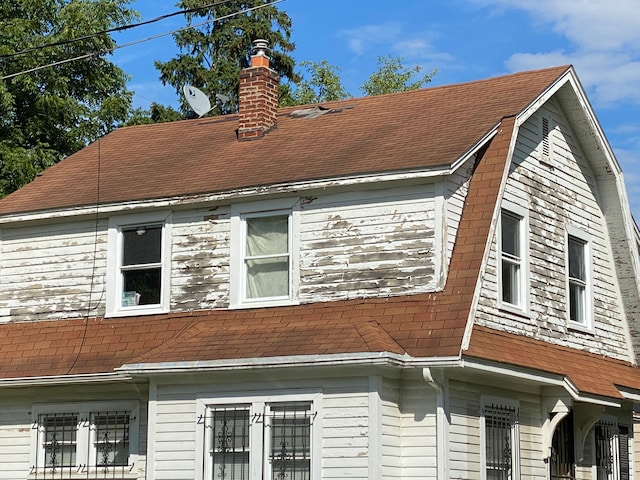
[[244, 214, 290, 300]]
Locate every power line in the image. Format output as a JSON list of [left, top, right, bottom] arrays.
[[0, 0, 234, 60], [1, 0, 284, 81]]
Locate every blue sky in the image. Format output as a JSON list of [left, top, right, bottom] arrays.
[[112, 0, 640, 220]]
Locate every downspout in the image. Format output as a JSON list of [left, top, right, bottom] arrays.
[[423, 367, 448, 480]]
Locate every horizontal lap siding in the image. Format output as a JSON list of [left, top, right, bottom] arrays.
[[299, 185, 438, 301], [448, 379, 545, 480], [0, 406, 31, 480], [171, 208, 230, 310], [0, 219, 108, 321], [476, 102, 629, 360], [400, 379, 437, 478], [0, 387, 147, 480], [1, 183, 444, 321], [152, 377, 372, 480]]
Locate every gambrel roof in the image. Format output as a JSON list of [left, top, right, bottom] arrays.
[[0, 66, 567, 216], [2, 65, 640, 404]]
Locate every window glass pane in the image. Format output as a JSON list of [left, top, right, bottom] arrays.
[[210, 407, 250, 480], [569, 282, 585, 323], [94, 412, 130, 467], [246, 257, 289, 299], [501, 213, 520, 257], [122, 225, 162, 265], [123, 267, 161, 305], [246, 216, 288, 256], [501, 261, 520, 305], [43, 414, 77, 468], [568, 236, 585, 281], [270, 404, 311, 480]]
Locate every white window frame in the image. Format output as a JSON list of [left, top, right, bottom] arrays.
[[498, 202, 529, 313], [106, 211, 172, 317], [30, 401, 140, 477], [195, 391, 322, 480], [230, 198, 300, 308], [566, 225, 593, 330], [480, 396, 520, 480]]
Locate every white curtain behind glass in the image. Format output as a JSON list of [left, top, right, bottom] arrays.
[[246, 215, 289, 299]]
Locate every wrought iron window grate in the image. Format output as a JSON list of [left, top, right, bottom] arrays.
[[484, 404, 518, 480], [203, 403, 315, 480], [32, 410, 133, 479], [596, 420, 630, 480]]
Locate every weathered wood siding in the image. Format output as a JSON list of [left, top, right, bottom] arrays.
[[0, 182, 446, 322], [299, 184, 438, 301], [448, 379, 545, 480], [476, 100, 630, 360], [0, 384, 148, 480], [0, 220, 109, 321]]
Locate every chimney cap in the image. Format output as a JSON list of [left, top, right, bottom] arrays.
[[252, 39, 269, 57]]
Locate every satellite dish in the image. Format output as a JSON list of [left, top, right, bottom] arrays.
[[216, 93, 230, 104], [183, 85, 212, 117]]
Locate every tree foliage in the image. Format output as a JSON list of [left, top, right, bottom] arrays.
[[361, 54, 437, 96], [280, 60, 350, 106], [126, 103, 184, 126], [0, 0, 137, 197], [155, 0, 296, 116]]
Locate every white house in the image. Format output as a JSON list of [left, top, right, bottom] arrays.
[[0, 42, 640, 480]]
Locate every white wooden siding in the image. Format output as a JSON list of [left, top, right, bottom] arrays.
[[448, 379, 548, 480], [0, 182, 445, 322], [150, 376, 373, 480], [0, 386, 147, 480], [299, 184, 438, 301], [476, 101, 630, 360]]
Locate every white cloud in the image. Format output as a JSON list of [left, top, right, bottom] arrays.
[[476, 0, 640, 108], [340, 23, 403, 55]]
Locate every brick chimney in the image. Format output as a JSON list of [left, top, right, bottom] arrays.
[[237, 39, 279, 141]]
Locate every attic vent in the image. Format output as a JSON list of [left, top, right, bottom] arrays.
[[541, 116, 550, 160]]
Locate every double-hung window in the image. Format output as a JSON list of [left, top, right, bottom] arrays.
[[197, 394, 320, 480], [106, 212, 172, 316], [499, 205, 528, 311], [482, 399, 519, 480], [566, 226, 592, 328], [595, 419, 630, 480], [230, 199, 299, 307], [31, 402, 139, 478]]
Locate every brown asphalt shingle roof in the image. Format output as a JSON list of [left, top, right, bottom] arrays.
[[2, 65, 639, 401], [0, 65, 569, 216]]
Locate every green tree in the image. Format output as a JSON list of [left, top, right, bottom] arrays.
[[280, 60, 350, 106], [361, 54, 437, 96], [0, 0, 137, 197], [155, 0, 296, 116], [126, 103, 184, 126]]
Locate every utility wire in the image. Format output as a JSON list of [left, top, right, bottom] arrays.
[[1, 0, 284, 81], [0, 0, 234, 60]]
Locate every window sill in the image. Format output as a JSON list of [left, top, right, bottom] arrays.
[[498, 303, 533, 320], [29, 470, 138, 480], [105, 304, 169, 318], [229, 298, 300, 310], [567, 320, 594, 334]]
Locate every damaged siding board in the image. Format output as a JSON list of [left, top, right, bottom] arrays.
[[299, 184, 438, 302], [476, 102, 629, 360], [0, 219, 108, 322], [171, 208, 230, 310]]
